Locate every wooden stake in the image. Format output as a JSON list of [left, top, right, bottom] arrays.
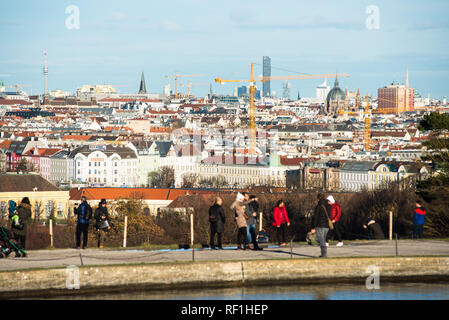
[[190, 212, 194, 262], [49, 219, 53, 248], [389, 211, 393, 241], [123, 215, 128, 248]]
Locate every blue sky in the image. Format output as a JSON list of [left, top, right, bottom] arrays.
[[1, 0, 448, 99]]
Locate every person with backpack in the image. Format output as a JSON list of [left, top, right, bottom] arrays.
[[74, 196, 92, 249], [94, 199, 111, 249], [208, 197, 226, 250], [326, 195, 343, 247]]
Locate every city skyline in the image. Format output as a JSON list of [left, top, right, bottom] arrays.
[[1, 0, 449, 99]]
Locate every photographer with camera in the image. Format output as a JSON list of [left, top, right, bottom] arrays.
[[74, 196, 93, 249]]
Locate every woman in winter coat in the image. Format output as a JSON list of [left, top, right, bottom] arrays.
[[13, 197, 32, 248], [94, 199, 111, 248], [272, 199, 290, 246], [230, 193, 249, 250], [209, 197, 226, 249]]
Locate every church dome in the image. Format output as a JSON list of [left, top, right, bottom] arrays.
[[326, 77, 345, 103]]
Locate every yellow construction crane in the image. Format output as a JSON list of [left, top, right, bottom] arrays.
[[363, 94, 372, 151], [215, 62, 350, 153], [165, 73, 204, 99], [180, 81, 209, 97]]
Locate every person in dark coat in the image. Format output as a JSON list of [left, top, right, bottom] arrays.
[[310, 194, 331, 257], [74, 196, 93, 249], [209, 197, 226, 250], [363, 217, 385, 240], [94, 199, 111, 248], [12, 197, 32, 249], [247, 195, 262, 251]]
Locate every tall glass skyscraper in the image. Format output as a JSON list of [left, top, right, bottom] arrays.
[[262, 56, 271, 97]]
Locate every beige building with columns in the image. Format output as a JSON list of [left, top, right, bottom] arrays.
[[0, 174, 70, 220]]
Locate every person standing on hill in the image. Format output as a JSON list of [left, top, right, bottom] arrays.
[[230, 193, 249, 250], [12, 197, 32, 249], [74, 196, 92, 249], [272, 199, 290, 246], [326, 195, 343, 247], [311, 194, 331, 258], [209, 197, 226, 250], [247, 195, 262, 251], [94, 199, 111, 249], [413, 201, 426, 239]]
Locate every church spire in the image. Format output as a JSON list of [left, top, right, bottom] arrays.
[[139, 71, 147, 94], [334, 74, 339, 88]]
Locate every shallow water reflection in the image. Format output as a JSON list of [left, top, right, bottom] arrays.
[[47, 281, 449, 300]]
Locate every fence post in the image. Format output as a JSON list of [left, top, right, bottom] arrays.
[[190, 211, 194, 262], [259, 212, 263, 232], [123, 215, 128, 248], [49, 219, 53, 248], [389, 211, 393, 241]]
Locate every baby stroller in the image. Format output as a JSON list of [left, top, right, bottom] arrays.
[[0, 226, 27, 258]]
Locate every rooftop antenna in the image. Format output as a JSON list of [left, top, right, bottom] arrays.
[[43, 49, 48, 97]]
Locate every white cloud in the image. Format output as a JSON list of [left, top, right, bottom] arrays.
[[160, 20, 181, 32]]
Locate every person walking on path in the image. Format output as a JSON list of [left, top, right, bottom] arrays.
[[311, 194, 331, 257], [230, 193, 249, 250], [413, 201, 426, 239], [209, 197, 226, 250], [326, 195, 343, 247], [94, 199, 111, 249], [12, 197, 31, 249], [74, 196, 92, 249], [247, 195, 262, 251], [272, 199, 290, 246]]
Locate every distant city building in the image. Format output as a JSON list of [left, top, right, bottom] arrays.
[[378, 68, 414, 114], [164, 84, 171, 97], [72, 144, 138, 187], [263, 56, 271, 97], [237, 86, 247, 97], [316, 78, 330, 102], [325, 77, 348, 115], [49, 89, 72, 99], [0, 174, 70, 219], [76, 84, 117, 101], [282, 81, 291, 99]]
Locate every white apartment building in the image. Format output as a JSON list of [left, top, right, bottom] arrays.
[[73, 144, 138, 187]]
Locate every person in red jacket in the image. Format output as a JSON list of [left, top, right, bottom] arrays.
[[272, 199, 290, 246], [326, 195, 343, 247]]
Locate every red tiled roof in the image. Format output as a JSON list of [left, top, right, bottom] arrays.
[[69, 188, 213, 201], [0, 99, 32, 105], [62, 135, 92, 141]]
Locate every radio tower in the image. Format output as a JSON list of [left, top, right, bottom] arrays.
[[43, 49, 48, 99]]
